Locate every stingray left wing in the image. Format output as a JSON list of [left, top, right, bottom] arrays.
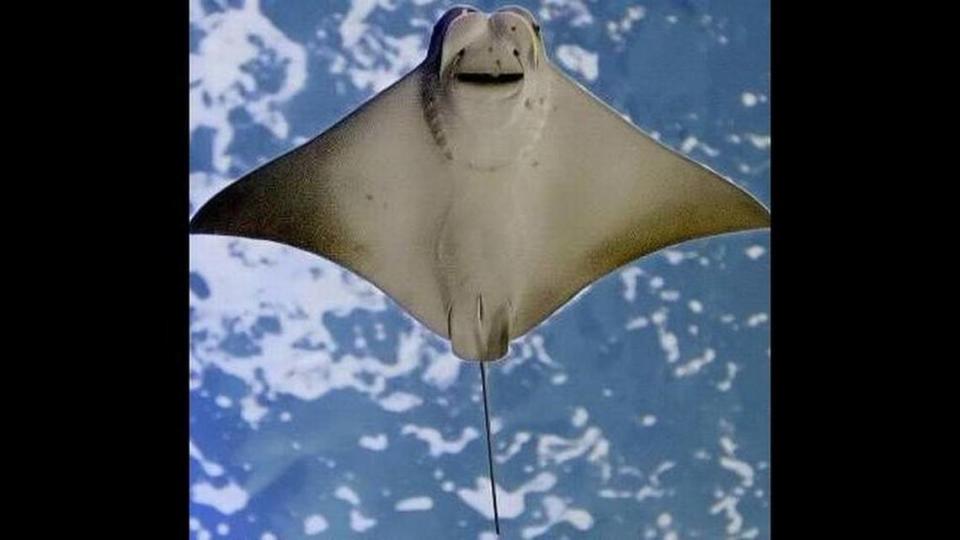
[[511, 66, 770, 337], [190, 65, 455, 338]]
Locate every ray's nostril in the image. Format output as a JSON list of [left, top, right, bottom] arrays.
[[513, 49, 519, 57]]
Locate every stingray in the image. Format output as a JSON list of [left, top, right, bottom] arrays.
[[190, 5, 769, 535]]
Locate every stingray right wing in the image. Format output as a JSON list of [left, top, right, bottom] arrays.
[[511, 66, 770, 337], [190, 64, 454, 338]]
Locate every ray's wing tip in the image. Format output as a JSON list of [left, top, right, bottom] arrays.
[[752, 200, 772, 229], [187, 209, 206, 235], [733, 185, 771, 231], [188, 202, 218, 236], [735, 205, 770, 234]]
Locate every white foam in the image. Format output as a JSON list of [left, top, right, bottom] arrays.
[[303, 514, 329, 535], [626, 316, 649, 330], [663, 250, 686, 265], [334, 0, 427, 93], [358, 433, 389, 451], [402, 425, 479, 457], [556, 44, 599, 82], [350, 509, 377, 532], [239, 395, 269, 428], [720, 456, 756, 488], [191, 480, 249, 515], [521, 496, 594, 538], [716, 362, 739, 392], [571, 407, 589, 427], [457, 472, 557, 519], [745, 245, 767, 259], [634, 460, 676, 502], [395, 496, 434, 511], [620, 266, 644, 302], [189, 0, 307, 171], [537, 427, 606, 467], [530, 335, 558, 367], [746, 133, 771, 150], [674, 348, 717, 377], [607, 5, 647, 42], [335, 485, 361, 506], [496, 432, 532, 464], [650, 308, 681, 363], [710, 494, 744, 535], [339, 0, 380, 49], [539, 0, 595, 27], [189, 440, 225, 477], [421, 348, 461, 389], [660, 290, 680, 302], [191, 233, 438, 430], [377, 391, 423, 412]]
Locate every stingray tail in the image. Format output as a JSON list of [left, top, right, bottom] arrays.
[[479, 363, 501, 535]]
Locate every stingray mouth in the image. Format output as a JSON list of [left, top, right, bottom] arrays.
[[455, 72, 524, 85]]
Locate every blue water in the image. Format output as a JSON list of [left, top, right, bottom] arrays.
[[189, 1, 770, 538]]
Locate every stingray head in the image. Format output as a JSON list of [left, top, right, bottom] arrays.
[[428, 5, 545, 102], [423, 6, 552, 168]]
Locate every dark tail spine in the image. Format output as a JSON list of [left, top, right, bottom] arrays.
[[480, 362, 501, 535]]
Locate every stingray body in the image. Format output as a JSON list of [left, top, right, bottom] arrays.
[[190, 5, 770, 362]]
